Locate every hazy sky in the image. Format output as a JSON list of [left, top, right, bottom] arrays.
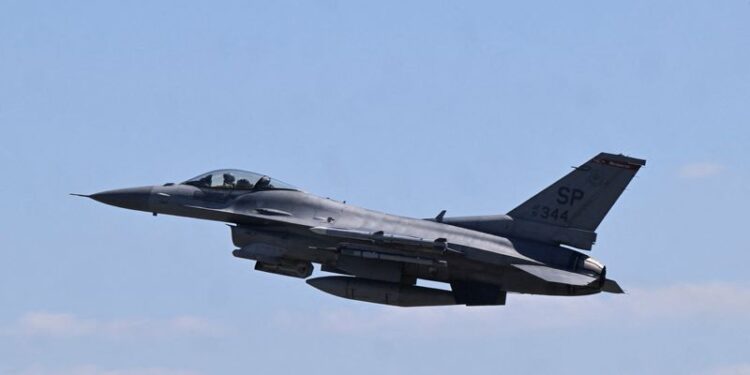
[[1, 1, 749, 374]]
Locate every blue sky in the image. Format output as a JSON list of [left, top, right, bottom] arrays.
[[1, 1, 749, 374]]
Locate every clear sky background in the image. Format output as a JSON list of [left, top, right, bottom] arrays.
[[1, 1, 749, 374]]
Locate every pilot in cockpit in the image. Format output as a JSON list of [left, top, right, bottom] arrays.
[[222, 173, 236, 189], [197, 175, 212, 188], [182, 170, 298, 191], [236, 178, 252, 189]]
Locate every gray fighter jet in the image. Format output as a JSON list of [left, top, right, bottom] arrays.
[[75, 152, 645, 307]]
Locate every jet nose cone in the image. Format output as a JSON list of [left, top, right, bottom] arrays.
[[89, 186, 153, 212]]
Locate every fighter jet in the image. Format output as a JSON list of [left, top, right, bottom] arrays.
[[75, 152, 645, 307]]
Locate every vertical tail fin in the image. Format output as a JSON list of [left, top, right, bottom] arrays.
[[508, 153, 646, 233]]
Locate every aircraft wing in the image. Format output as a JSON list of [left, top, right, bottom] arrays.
[[182, 208, 459, 261], [309, 226, 456, 253], [307, 226, 542, 266], [512, 264, 598, 286], [182, 204, 314, 228]]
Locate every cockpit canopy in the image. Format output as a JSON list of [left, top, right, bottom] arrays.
[[181, 169, 298, 191]]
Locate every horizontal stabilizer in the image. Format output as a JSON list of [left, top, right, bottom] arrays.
[[512, 264, 597, 286], [602, 279, 624, 294]]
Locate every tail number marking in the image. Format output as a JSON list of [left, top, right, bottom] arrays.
[[531, 205, 569, 222], [529, 187, 583, 222], [557, 187, 585, 206]]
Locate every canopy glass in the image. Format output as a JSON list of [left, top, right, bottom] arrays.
[[182, 169, 298, 191]]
